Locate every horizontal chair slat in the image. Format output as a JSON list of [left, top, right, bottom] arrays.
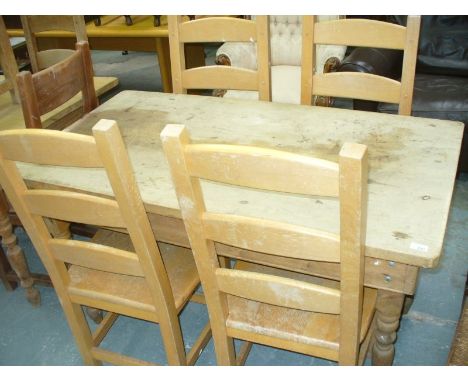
[[216, 268, 341, 314], [313, 72, 401, 104], [314, 19, 407, 49], [24, 189, 125, 228], [28, 15, 77, 33], [49, 238, 143, 277], [33, 51, 84, 115], [182, 66, 258, 91], [68, 290, 158, 322], [91, 347, 159, 366], [178, 17, 257, 43], [186, 144, 339, 197], [203, 212, 340, 263], [37, 49, 74, 70], [0, 129, 101, 167]]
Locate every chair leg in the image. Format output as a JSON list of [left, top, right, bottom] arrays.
[[211, 329, 237, 365], [158, 316, 187, 365], [61, 298, 102, 365]]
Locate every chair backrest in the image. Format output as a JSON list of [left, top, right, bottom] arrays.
[[16, 40, 97, 129], [301, 16, 421, 115], [0, 120, 178, 322], [161, 124, 368, 365], [21, 15, 88, 72], [0, 16, 19, 102], [168, 16, 271, 101]]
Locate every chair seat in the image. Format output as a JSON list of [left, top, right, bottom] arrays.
[[68, 230, 200, 321], [226, 262, 377, 357], [224, 65, 301, 105]]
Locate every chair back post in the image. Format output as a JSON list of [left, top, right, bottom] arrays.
[[338, 143, 368, 365], [398, 16, 421, 116], [300, 15, 315, 105], [76, 41, 98, 113], [20, 16, 40, 72], [72, 16, 88, 42], [16, 71, 41, 128], [92, 120, 187, 364], [167, 15, 186, 94], [255, 15, 271, 101], [161, 124, 237, 365]]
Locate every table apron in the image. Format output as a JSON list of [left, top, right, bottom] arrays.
[[148, 213, 419, 295]]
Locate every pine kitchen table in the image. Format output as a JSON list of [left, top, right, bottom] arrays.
[[16, 90, 464, 365]]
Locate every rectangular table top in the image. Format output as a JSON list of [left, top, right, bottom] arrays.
[[18, 90, 464, 268]]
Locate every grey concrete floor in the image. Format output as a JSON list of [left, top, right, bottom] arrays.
[[0, 50, 467, 366]]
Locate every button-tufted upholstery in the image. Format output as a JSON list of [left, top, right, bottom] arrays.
[[216, 16, 347, 104], [269, 15, 303, 67]]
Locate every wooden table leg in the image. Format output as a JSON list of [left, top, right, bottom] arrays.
[[156, 37, 173, 93], [372, 289, 405, 365], [0, 245, 17, 290], [0, 190, 40, 305]]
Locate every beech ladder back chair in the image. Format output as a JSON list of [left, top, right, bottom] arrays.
[[16, 41, 98, 129], [0, 120, 211, 365], [168, 16, 271, 101], [161, 124, 377, 365], [21, 15, 87, 72], [301, 16, 421, 115]]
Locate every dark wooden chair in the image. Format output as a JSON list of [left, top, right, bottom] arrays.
[[16, 40, 97, 130]]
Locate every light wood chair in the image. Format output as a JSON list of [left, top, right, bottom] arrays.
[[20, 15, 87, 73], [161, 124, 376, 365], [168, 16, 271, 101], [0, 120, 211, 365], [0, 16, 19, 103], [16, 40, 98, 129], [301, 16, 421, 116]]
